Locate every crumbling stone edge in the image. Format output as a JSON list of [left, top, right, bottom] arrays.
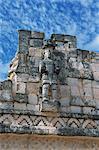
[[0, 109, 99, 120], [0, 124, 98, 137]]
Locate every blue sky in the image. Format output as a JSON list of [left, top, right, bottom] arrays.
[[0, 0, 99, 81]]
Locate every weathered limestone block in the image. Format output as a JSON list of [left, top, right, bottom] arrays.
[[67, 78, 79, 87], [70, 106, 82, 114], [71, 85, 80, 97], [83, 79, 92, 87], [92, 80, 99, 88], [28, 75, 40, 82], [83, 69, 93, 80], [70, 97, 84, 106], [51, 34, 64, 42], [18, 30, 31, 53], [91, 63, 99, 72], [29, 31, 44, 48], [70, 96, 96, 107], [51, 34, 77, 48], [0, 82, 2, 89], [55, 44, 65, 52], [67, 78, 81, 97], [68, 57, 78, 69], [95, 53, 99, 62], [83, 87, 93, 100], [83, 107, 96, 115], [67, 69, 81, 78], [28, 94, 38, 105], [84, 99, 96, 107], [0, 102, 13, 109], [31, 31, 45, 39], [91, 62, 99, 81], [27, 82, 39, 95], [69, 50, 78, 58], [60, 106, 71, 113], [29, 47, 42, 58], [93, 72, 99, 81], [2, 80, 12, 90], [0, 80, 13, 102], [90, 51, 96, 61], [92, 81, 99, 106], [9, 75, 17, 97], [1, 90, 13, 101], [34, 58, 41, 68], [82, 50, 90, 60], [16, 65, 29, 74], [96, 109, 99, 115], [29, 47, 35, 57], [27, 104, 40, 111], [29, 38, 43, 47], [28, 57, 40, 78], [17, 73, 29, 82], [59, 85, 71, 100], [60, 98, 70, 107], [18, 53, 29, 66], [78, 82, 85, 98], [64, 35, 77, 48], [77, 49, 83, 60], [28, 69, 39, 79], [14, 102, 27, 110], [14, 93, 28, 103], [93, 87, 99, 100], [42, 100, 60, 112], [95, 99, 99, 109], [70, 78, 96, 107], [16, 82, 26, 94]]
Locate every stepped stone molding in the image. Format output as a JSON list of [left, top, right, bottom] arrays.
[[0, 114, 98, 137]]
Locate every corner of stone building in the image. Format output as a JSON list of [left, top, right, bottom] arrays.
[[0, 29, 99, 150]]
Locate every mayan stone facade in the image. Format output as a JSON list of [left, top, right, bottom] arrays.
[[0, 30, 99, 150]]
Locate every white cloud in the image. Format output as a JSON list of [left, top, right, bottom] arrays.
[[0, 46, 5, 54], [77, 0, 93, 7], [51, 0, 93, 6], [0, 61, 9, 81], [84, 35, 99, 51]]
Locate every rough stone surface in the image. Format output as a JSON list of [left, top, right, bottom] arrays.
[[0, 102, 13, 109], [0, 134, 98, 150], [16, 82, 26, 94], [42, 100, 60, 112], [14, 102, 26, 110], [28, 94, 38, 105], [27, 104, 40, 111], [14, 93, 28, 103]]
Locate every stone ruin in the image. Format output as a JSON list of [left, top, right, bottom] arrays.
[[0, 30, 99, 149]]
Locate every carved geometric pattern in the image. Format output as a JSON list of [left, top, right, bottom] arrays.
[[67, 118, 80, 128], [33, 117, 49, 126], [50, 117, 66, 128], [0, 115, 14, 125], [82, 119, 97, 129], [16, 115, 33, 126], [0, 114, 98, 130]]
